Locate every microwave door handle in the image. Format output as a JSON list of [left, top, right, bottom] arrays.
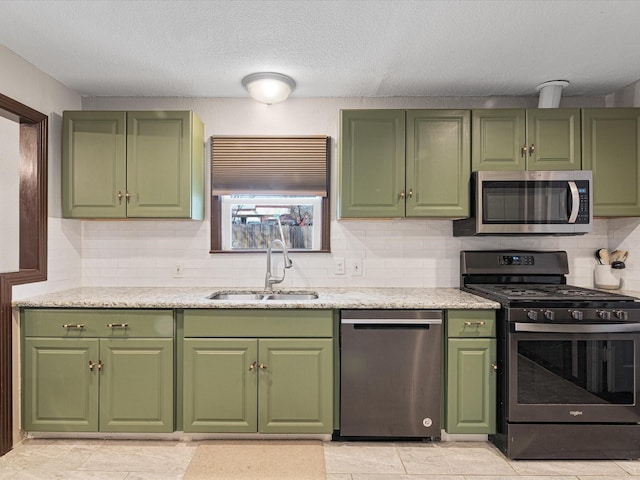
[[568, 181, 579, 224]]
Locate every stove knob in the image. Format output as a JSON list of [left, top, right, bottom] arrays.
[[615, 310, 629, 320], [571, 310, 584, 321], [543, 310, 555, 320], [598, 310, 612, 320], [526, 310, 538, 321]]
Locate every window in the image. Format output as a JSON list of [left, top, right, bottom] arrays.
[[221, 195, 322, 251], [210, 136, 330, 252]]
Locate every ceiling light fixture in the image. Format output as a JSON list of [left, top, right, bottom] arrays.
[[242, 72, 296, 105]]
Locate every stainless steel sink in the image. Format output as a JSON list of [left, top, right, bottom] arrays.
[[207, 290, 318, 301], [265, 292, 319, 300], [207, 292, 266, 300]]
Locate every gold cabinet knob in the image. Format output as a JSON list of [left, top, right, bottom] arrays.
[[249, 361, 257, 372]]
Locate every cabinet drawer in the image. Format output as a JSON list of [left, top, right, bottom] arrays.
[[447, 310, 496, 338], [183, 309, 333, 338], [22, 309, 174, 338]]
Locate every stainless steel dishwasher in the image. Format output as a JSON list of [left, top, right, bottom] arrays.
[[340, 309, 442, 439]]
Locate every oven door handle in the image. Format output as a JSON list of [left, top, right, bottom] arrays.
[[568, 181, 579, 224], [514, 322, 640, 333]]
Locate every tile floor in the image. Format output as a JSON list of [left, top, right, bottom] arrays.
[[2, 439, 640, 479]]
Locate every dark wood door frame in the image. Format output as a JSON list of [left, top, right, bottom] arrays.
[[0, 93, 48, 456]]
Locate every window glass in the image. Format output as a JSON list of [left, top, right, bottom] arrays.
[[220, 195, 322, 251]]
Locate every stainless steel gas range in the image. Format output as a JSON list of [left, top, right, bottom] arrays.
[[461, 250, 640, 460]]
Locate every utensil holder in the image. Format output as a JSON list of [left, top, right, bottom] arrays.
[[594, 264, 620, 290]]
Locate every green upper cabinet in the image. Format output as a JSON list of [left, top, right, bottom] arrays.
[[339, 109, 470, 218], [406, 110, 470, 217], [339, 110, 406, 217], [582, 109, 640, 217], [62, 111, 127, 218], [472, 109, 580, 171], [62, 110, 204, 219]]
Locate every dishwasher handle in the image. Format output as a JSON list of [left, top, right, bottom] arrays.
[[340, 309, 442, 326], [341, 318, 442, 325]]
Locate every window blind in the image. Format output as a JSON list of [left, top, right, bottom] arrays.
[[211, 136, 329, 196]]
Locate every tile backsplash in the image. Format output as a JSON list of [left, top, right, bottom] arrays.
[[75, 217, 618, 290]]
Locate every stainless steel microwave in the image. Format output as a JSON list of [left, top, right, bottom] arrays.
[[453, 170, 592, 236]]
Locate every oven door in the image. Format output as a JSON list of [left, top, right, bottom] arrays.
[[508, 322, 640, 423]]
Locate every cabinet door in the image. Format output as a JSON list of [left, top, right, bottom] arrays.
[[126, 111, 194, 218], [406, 110, 470, 217], [472, 109, 526, 171], [526, 109, 581, 170], [446, 338, 496, 434], [23, 338, 99, 431], [339, 110, 406, 217], [583, 109, 640, 216], [258, 339, 333, 434], [99, 338, 174, 433], [183, 339, 257, 433], [62, 111, 126, 218]]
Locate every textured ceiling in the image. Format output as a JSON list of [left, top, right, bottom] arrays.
[[1, 0, 639, 99]]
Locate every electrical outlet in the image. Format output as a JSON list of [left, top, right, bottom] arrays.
[[334, 257, 346, 275], [350, 259, 363, 276], [174, 264, 184, 278]]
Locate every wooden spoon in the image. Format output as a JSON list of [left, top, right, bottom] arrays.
[[598, 248, 610, 265]]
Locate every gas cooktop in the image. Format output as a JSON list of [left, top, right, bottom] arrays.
[[466, 284, 638, 303]]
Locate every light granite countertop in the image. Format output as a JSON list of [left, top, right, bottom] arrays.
[[13, 287, 500, 310]]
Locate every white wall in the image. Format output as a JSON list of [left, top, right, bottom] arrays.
[[0, 116, 20, 273], [0, 46, 84, 299], [80, 95, 610, 290], [0, 45, 82, 447]]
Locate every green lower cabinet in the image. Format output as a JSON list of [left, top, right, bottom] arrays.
[[183, 339, 258, 433], [22, 309, 175, 433], [99, 338, 174, 433], [183, 337, 333, 434], [446, 338, 496, 434], [23, 338, 99, 432], [258, 339, 333, 434], [445, 310, 497, 435]]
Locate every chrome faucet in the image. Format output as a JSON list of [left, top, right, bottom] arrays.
[[264, 217, 293, 291]]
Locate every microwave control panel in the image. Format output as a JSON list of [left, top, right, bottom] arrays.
[[575, 181, 590, 224]]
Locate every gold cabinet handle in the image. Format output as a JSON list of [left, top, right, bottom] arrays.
[[529, 144, 535, 156], [98, 360, 103, 371], [464, 321, 486, 327], [491, 362, 498, 372], [399, 190, 405, 200], [63, 324, 85, 329], [89, 361, 95, 371], [107, 323, 128, 328], [249, 361, 257, 372], [125, 191, 131, 203], [408, 188, 413, 198], [521, 144, 527, 158], [258, 363, 268, 370], [117, 191, 123, 204]]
